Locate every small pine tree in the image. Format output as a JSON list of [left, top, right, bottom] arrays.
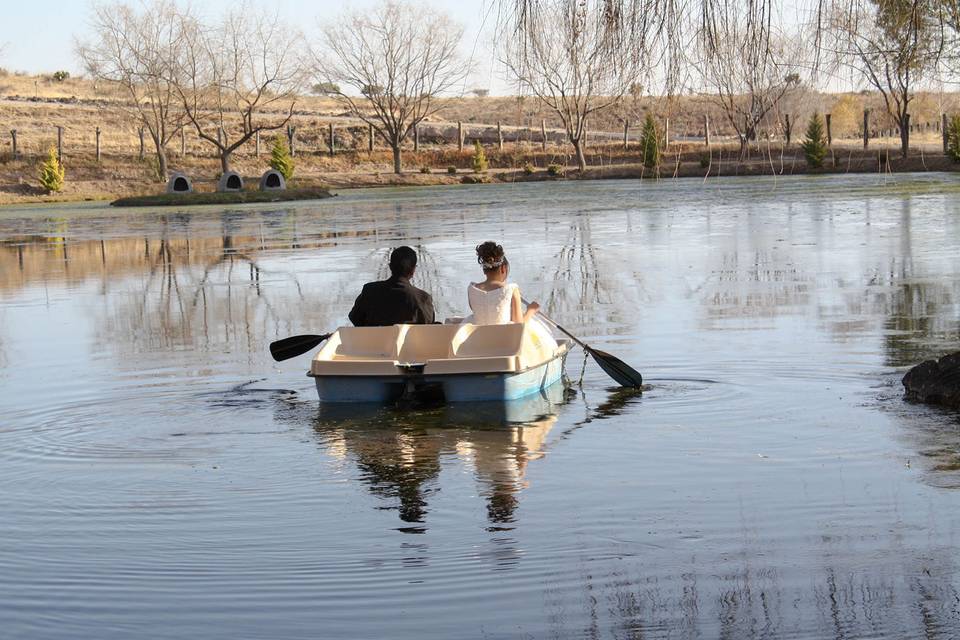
[[270, 136, 295, 181], [639, 113, 660, 169], [801, 113, 828, 169], [472, 140, 488, 173], [947, 115, 960, 163], [38, 147, 64, 193]]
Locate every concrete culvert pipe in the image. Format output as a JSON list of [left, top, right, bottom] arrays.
[[217, 171, 244, 192], [166, 173, 193, 194], [259, 170, 286, 191]]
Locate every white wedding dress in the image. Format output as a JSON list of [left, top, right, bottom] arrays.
[[464, 283, 558, 351]]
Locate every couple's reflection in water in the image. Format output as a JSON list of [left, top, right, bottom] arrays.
[[293, 381, 641, 532]]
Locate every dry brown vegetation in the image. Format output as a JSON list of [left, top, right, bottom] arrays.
[[2, 72, 960, 204]]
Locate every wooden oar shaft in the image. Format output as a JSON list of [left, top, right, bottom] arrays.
[[522, 297, 643, 388]]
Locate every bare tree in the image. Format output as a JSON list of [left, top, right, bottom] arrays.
[[315, 1, 469, 174], [173, 10, 305, 173], [699, 3, 803, 159], [827, 0, 944, 157], [77, 0, 189, 181], [500, 1, 651, 171]]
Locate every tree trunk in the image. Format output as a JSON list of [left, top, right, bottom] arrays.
[[157, 148, 168, 183], [151, 134, 169, 182], [572, 138, 586, 171], [392, 144, 402, 174], [220, 150, 231, 174]]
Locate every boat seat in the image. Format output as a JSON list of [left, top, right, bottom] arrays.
[[333, 325, 402, 359], [423, 355, 519, 375], [398, 324, 459, 362], [452, 323, 525, 358]]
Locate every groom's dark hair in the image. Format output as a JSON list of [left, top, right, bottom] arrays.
[[389, 246, 418, 278]]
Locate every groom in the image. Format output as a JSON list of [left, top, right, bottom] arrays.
[[349, 246, 436, 327]]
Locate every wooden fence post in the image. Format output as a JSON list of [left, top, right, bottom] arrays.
[[943, 113, 949, 153], [826, 113, 832, 146], [784, 114, 792, 145], [497, 121, 503, 151], [863, 110, 869, 149], [368, 123, 374, 152], [623, 120, 629, 149], [664, 117, 670, 148], [704, 114, 710, 147], [255, 131, 260, 158], [414, 124, 419, 152], [95, 127, 101, 163], [286, 125, 295, 156], [457, 121, 463, 151], [138, 127, 145, 160], [10, 129, 17, 158], [328, 123, 335, 156], [57, 126, 64, 162], [541, 119, 547, 151]]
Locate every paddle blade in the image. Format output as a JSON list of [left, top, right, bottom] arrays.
[[269, 334, 331, 362], [587, 347, 644, 388]]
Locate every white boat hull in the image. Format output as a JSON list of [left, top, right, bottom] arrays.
[[312, 350, 567, 404]]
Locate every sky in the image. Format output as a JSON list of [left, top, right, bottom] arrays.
[[0, 0, 504, 91]]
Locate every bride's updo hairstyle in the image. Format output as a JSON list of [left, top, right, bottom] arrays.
[[476, 241, 508, 272]]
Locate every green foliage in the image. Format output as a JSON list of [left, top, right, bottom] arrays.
[[447, 166, 457, 174], [270, 136, 295, 181], [52, 70, 70, 82], [801, 113, 828, 169], [312, 82, 340, 96], [522, 162, 534, 175], [38, 147, 64, 192], [420, 166, 431, 174], [639, 113, 660, 169], [461, 174, 491, 184], [471, 140, 488, 173], [547, 163, 564, 176], [947, 115, 960, 163]]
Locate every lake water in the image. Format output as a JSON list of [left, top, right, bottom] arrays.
[[1, 176, 959, 639]]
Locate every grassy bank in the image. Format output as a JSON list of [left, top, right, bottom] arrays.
[[3, 146, 959, 206], [3, 72, 960, 205]]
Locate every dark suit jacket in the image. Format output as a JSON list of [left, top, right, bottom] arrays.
[[348, 276, 436, 327]]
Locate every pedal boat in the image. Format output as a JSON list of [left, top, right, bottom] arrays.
[[308, 323, 569, 403]]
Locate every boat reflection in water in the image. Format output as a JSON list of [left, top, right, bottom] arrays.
[[310, 383, 572, 530]]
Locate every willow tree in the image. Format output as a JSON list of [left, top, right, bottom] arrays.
[[77, 0, 189, 181], [315, 1, 469, 174], [501, 1, 652, 171], [172, 10, 306, 173], [699, 1, 803, 159], [827, 0, 944, 158]]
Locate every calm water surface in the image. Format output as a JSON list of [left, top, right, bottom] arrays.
[[1, 176, 960, 639]]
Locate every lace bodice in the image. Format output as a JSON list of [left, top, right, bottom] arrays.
[[467, 283, 517, 325]]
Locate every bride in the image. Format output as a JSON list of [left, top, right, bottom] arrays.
[[464, 242, 557, 350]]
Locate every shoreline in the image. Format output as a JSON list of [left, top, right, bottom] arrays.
[[2, 153, 958, 207]]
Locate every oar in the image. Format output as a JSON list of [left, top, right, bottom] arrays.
[[525, 299, 643, 388], [269, 333, 332, 362]]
